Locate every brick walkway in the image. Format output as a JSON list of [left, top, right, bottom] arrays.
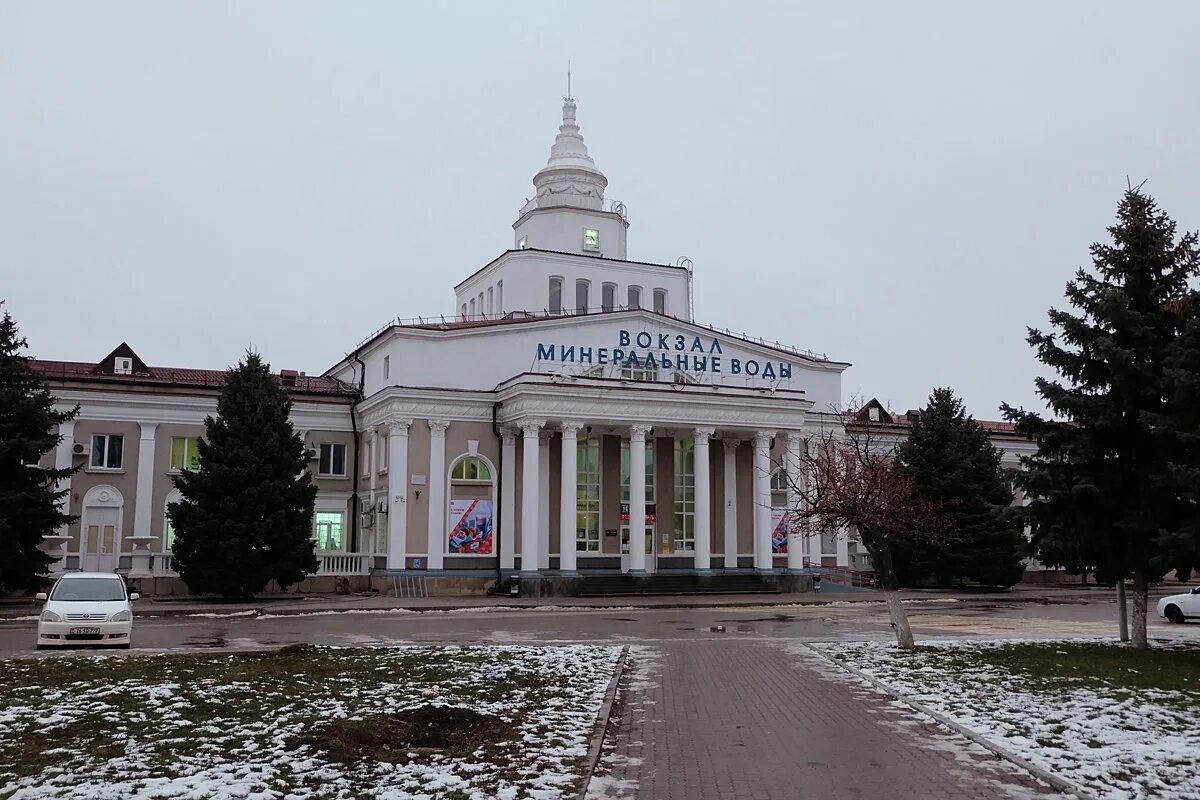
[[587, 640, 1059, 799]]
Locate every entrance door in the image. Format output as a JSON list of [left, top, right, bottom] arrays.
[[81, 508, 119, 572], [619, 524, 656, 574]]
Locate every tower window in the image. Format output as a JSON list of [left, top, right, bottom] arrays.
[[549, 276, 563, 314], [461, 304, 467, 320], [469, 298, 476, 317], [583, 228, 600, 252], [653, 289, 667, 314], [627, 286, 641, 310], [487, 287, 493, 315], [517, 236, 528, 249], [576, 279, 590, 313], [496, 281, 503, 314], [478, 292, 484, 317], [602, 283, 616, 312]]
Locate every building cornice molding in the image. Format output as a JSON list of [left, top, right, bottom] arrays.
[[51, 389, 353, 431]]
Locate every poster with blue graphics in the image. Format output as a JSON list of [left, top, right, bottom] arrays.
[[448, 499, 494, 554], [771, 507, 789, 553]]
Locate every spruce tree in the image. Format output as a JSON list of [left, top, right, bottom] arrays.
[[169, 351, 317, 599], [1003, 187, 1200, 649], [0, 306, 78, 593], [894, 388, 1025, 587]]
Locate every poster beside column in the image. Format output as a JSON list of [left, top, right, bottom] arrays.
[[771, 507, 789, 553], [448, 499, 494, 554]]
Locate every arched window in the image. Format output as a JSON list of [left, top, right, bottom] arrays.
[[487, 287, 494, 316], [549, 277, 563, 313], [461, 304, 467, 320], [496, 281, 503, 314], [653, 289, 668, 314], [469, 298, 476, 318], [576, 279, 590, 313], [627, 285, 642, 310], [602, 282, 616, 312], [478, 292, 484, 317], [771, 468, 789, 493], [450, 456, 493, 481]]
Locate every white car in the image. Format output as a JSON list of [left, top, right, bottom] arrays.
[[35, 572, 139, 650], [1157, 586, 1200, 624]]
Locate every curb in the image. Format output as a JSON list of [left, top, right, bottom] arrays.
[[576, 645, 628, 800], [803, 643, 1097, 800]]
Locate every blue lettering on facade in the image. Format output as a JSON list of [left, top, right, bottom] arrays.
[[560, 345, 575, 362], [745, 360, 760, 376], [692, 355, 707, 371], [711, 356, 722, 373], [710, 339, 723, 354], [731, 358, 741, 375], [598, 349, 609, 365], [675, 354, 689, 371], [658, 334, 670, 349], [636, 331, 652, 348], [624, 351, 640, 367], [537, 343, 556, 361], [690, 337, 703, 352], [762, 362, 775, 380], [579, 347, 593, 363], [619, 330, 631, 347], [674, 335, 686, 351], [780, 363, 791, 379], [612, 348, 624, 363], [532, 331, 795, 381]]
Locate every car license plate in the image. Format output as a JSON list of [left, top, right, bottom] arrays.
[[69, 627, 101, 635]]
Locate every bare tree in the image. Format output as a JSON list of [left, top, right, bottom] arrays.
[[785, 406, 951, 650]]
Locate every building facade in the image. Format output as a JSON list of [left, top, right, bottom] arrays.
[[33, 96, 1034, 592]]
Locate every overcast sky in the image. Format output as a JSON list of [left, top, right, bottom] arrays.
[[3, 2, 1199, 418]]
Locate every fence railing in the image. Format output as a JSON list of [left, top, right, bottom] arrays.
[[804, 560, 877, 588], [147, 550, 374, 578]]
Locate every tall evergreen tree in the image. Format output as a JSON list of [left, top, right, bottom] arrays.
[[1003, 187, 1200, 649], [0, 306, 78, 593], [1160, 291, 1200, 582], [893, 388, 1025, 587], [169, 351, 317, 599]]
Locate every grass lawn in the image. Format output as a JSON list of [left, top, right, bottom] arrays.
[[817, 639, 1200, 800], [0, 644, 621, 800]]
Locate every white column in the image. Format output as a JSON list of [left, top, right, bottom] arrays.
[[520, 420, 544, 573], [426, 420, 449, 570], [693, 428, 714, 572], [538, 433, 551, 570], [385, 417, 410, 570], [129, 422, 158, 576], [628, 424, 652, 574], [722, 437, 740, 569], [753, 430, 774, 570], [559, 421, 584, 572], [365, 430, 377, 554], [784, 432, 805, 571], [807, 433, 822, 567], [836, 528, 851, 567], [500, 428, 517, 571], [53, 419, 77, 539]]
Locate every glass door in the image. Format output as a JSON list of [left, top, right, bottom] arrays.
[[81, 510, 118, 572]]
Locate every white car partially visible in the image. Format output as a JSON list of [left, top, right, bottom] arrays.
[[1157, 586, 1200, 624], [35, 573, 139, 650]]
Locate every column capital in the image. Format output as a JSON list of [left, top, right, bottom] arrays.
[[501, 427, 519, 445], [363, 429, 377, 443], [754, 430, 774, 447], [137, 421, 158, 439], [783, 430, 805, 446], [428, 419, 450, 435], [383, 416, 412, 434], [560, 420, 586, 436], [630, 423, 653, 441], [520, 419, 546, 437], [722, 436, 743, 449], [693, 427, 715, 443]]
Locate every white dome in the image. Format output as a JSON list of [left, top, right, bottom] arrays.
[[531, 97, 607, 211]]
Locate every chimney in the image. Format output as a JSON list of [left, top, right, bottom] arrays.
[[280, 369, 299, 387]]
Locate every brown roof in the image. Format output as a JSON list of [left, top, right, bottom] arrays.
[[850, 399, 1019, 436], [31, 359, 357, 398]]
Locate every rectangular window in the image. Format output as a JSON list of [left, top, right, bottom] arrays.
[[314, 511, 345, 550], [627, 286, 641, 310], [620, 437, 656, 504], [169, 437, 201, 471], [319, 443, 347, 476], [674, 439, 696, 552], [576, 436, 601, 552], [164, 518, 176, 551], [383, 355, 390, 380], [653, 289, 668, 314], [576, 279, 589, 314], [621, 363, 658, 382], [583, 228, 600, 252], [602, 283, 616, 312], [89, 434, 124, 469], [378, 438, 388, 472], [362, 440, 371, 476]]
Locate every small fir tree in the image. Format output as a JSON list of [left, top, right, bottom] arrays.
[[169, 351, 317, 599], [0, 306, 78, 593], [1003, 187, 1200, 649], [894, 388, 1025, 588]]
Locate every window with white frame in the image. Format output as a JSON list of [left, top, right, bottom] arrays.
[[771, 467, 789, 493], [621, 361, 658, 382], [318, 443, 347, 476], [627, 285, 641, 310], [620, 437, 656, 504], [450, 456, 492, 481], [378, 438, 388, 472], [576, 279, 590, 313], [361, 439, 371, 476], [314, 510, 345, 550], [170, 437, 201, 471], [602, 282, 616, 312], [549, 276, 563, 313], [576, 435, 601, 552], [673, 439, 696, 552], [90, 434, 123, 469], [653, 289, 668, 314], [583, 227, 600, 252]]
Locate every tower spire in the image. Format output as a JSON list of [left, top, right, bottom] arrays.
[[567, 61, 571, 99]]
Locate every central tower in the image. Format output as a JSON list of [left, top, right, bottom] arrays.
[[513, 96, 629, 260]]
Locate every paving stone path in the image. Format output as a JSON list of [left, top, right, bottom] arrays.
[[587, 639, 1060, 799]]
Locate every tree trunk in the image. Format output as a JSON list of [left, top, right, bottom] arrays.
[[1130, 567, 1149, 650], [1116, 580, 1129, 642], [871, 543, 916, 650]]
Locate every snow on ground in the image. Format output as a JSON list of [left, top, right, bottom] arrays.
[[0, 644, 621, 800], [814, 638, 1200, 800]]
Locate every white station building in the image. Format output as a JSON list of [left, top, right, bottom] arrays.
[[35, 95, 1032, 594]]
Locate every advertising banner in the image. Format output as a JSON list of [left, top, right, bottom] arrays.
[[448, 499, 494, 554], [771, 507, 789, 553]]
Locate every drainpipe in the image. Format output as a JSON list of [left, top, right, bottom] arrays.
[[349, 352, 366, 552], [492, 401, 504, 587]]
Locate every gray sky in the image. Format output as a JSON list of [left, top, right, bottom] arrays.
[[4, 2, 1199, 419]]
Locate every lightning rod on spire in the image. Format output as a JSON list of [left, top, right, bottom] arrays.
[[567, 61, 571, 99]]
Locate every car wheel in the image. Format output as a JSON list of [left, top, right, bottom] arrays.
[[35, 645, 47, 651], [116, 643, 131, 650], [1165, 604, 1185, 624]]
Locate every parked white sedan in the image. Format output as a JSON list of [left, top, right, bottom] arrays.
[[35, 573, 139, 650], [1157, 586, 1200, 624]]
